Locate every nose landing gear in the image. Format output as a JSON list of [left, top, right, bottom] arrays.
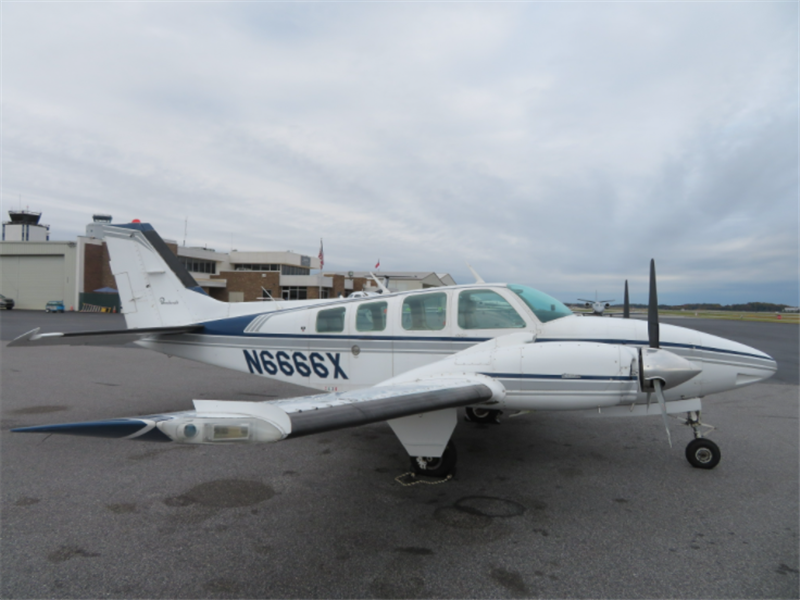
[[681, 411, 721, 469]]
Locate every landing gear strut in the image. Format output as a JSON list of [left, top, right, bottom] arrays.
[[465, 407, 502, 424], [410, 441, 457, 478], [682, 411, 720, 469]]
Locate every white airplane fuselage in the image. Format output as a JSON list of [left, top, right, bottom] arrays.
[[137, 283, 776, 414], [11, 222, 778, 475]]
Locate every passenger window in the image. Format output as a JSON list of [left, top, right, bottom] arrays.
[[402, 293, 447, 331], [356, 301, 387, 332], [317, 307, 346, 333], [458, 289, 526, 329]]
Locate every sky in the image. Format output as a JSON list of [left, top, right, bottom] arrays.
[[2, 1, 798, 306]]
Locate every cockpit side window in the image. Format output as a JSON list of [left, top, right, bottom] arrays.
[[458, 289, 526, 329], [402, 293, 447, 331], [356, 301, 387, 332], [317, 307, 346, 333]]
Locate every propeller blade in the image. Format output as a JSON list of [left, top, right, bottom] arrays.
[[648, 259, 659, 348], [623, 280, 630, 319], [653, 379, 672, 448]]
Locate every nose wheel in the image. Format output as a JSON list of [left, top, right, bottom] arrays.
[[681, 411, 721, 470], [685, 438, 721, 469]]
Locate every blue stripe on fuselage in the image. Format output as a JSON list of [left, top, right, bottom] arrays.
[[194, 315, 769, 362], [537, 338, 770, 361]]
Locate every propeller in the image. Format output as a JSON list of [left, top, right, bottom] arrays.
[[623, 280, 630, 319], [648, 259, 659, 348], [653, 379, 672, 448], [641, 258, 692, 448]]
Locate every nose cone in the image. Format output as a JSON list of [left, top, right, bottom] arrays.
[[698, 332, 778, 389]]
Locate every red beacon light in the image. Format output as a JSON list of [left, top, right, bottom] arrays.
[[132, 219, 141, 223]]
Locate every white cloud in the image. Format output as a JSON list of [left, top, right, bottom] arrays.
[[2, 1, 797, 305]]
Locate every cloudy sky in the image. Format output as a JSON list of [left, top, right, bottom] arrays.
[[3, 2, 797, 305]]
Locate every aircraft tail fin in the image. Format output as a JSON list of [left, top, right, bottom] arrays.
[[102, 223, 226, 328]]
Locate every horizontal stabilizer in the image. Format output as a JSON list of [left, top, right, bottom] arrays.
[[8, 325, 204, 347], [12, 419, 171, 441]]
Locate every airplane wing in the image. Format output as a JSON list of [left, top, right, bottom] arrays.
[[7, 325, 204, 347], [12, 377, 497, 443]]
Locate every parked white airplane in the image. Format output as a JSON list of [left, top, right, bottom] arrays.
[[578, 292, 615, 316], [11, 223, 777, 477]]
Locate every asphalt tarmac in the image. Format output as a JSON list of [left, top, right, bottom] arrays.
[[1, 311, 798, 598]]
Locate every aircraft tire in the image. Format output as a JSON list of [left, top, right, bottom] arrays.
[[685, 438, 721, 470], [410, 441, 457, 478], [465, 407, 501, 424]]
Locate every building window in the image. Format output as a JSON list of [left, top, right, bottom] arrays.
[[281, 265, 311, 275], [282, 287, 307, 300], [235, 264, 280, 272], [179, 257, 216, 274]]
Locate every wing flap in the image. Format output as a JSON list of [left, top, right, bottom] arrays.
[[284, 380, 494, 438]]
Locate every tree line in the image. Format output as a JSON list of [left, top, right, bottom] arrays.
[[622, 302, 792, 312]]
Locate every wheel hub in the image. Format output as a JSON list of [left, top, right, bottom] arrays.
[[694, 447, 713, 463]]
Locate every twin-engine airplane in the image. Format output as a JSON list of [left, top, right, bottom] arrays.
[[11, 223, 777, 477]]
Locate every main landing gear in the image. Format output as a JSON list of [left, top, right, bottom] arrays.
[[410, 441, 457, 478], [406, 408, 500, 479], [681, 411, 721, 469], [464, 407, 502, 424]]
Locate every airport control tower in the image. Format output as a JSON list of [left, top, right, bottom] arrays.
[[2, 211, 50, 242]]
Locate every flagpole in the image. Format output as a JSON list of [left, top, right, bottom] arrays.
[[318, 238, 323, 300]]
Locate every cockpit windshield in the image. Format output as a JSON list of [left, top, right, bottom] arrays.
[[508, 284, 573, 323]]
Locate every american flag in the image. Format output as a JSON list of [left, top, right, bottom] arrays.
[[318, 239, 324, 269], [375, 259, 380, 270]]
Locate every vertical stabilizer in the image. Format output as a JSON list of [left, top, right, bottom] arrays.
[[102, 223, 226, 328]]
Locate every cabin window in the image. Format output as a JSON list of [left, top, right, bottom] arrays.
[[402, 293, 447, 331], [458, 289, 526, 329], [317, 307, 346, 333], [356, 301, 388, 332]]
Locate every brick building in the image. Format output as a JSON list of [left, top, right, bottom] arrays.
[[1, 214, 452, 309]]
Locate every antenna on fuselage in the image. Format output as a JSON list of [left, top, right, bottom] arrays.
[[368, 273, 390, 294], [466, 262, 485, 284]]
